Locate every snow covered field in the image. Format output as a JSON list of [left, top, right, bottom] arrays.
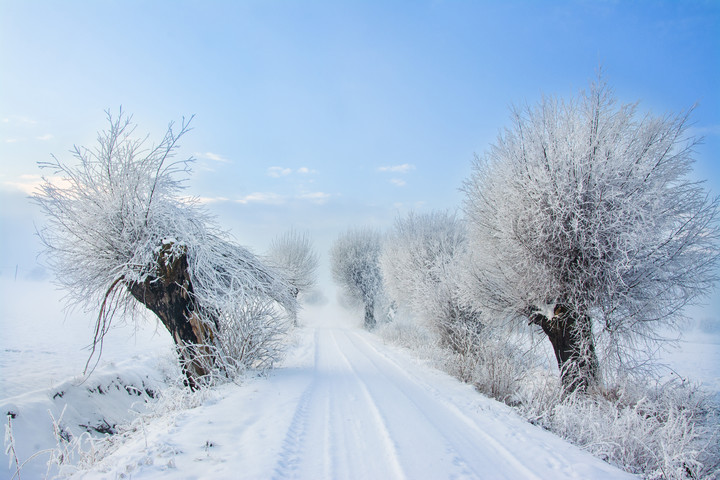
[[2, 280, 718, 479], [1, 279, 175, 479], [0, 278, 173, 399]]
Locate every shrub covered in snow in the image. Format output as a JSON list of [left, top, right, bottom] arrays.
[[519, 379, 720, 480]]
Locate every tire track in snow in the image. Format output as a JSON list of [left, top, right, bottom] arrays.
[[271, 330, 320, 480], [272, 328, 408, 480], [325, 329, 408, 480], [332, 330, 479, 479], [339, 329, 544, 480]]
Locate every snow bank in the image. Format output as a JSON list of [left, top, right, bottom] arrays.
[[2, 353, 178, 479]]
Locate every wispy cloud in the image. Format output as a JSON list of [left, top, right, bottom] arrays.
[[195, 196, 230, 205], [298, 192, 331, 204], [236, 192, 286, 205], [378, 163, 415, 173], [393, 200, 426, 210], [268, 166, 318, 177], [2, 174, 68, 195], [36, 134, 54, 141], [267, 166, 293, 178], [233, 190, 332, 206], [196, 152, 230, 163], [390, 178, 406, 187], [2, 116, 37, 126]]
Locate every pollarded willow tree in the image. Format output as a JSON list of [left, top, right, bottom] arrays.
[[462, 77, 719, 393], [330, 228, 384, 329], [266, 229, 319, 325], [381, 211, 480, 349], [267, 229, 319, 298], [33, 110, 297, 389]]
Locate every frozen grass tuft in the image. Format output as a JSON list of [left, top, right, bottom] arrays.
[[40, 367, 222, 478], [520, 379, 720, 479]]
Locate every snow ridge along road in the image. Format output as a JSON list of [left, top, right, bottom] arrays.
[[78, 323, 635, 479]]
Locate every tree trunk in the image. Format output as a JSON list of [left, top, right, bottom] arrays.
[[127, 243, 217, 390], [530, 304, 599, 393], [290, 287, 299, 327], [364, 298, 376, 330]]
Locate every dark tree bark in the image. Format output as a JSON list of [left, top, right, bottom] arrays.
[[364, 298, 376, 330], [126, 243, 217, 390], [530, 304, 599, 393]]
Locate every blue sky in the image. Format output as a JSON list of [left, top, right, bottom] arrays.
[[1, 1, 719, 315]]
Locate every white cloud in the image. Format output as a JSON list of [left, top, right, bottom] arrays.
[[236, 192, 286, 205], [2, 174, 69, 195], [194, 196, 230, 205], [390, 178, 406, 187], [196, 152, 230, 162], [2, 116, 36, 126], [378, 163, 415, 174], [393, 200, 426, 210], [298, 192, 331, 204], [234, 191, 331, 205], [268, 166, 293, 178], [36, 134, 54, 141], [268, 166, 318, 177]]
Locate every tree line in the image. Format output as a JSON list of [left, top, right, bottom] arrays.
[[331, 77, 719, 394], [34, 76, 719, 396]]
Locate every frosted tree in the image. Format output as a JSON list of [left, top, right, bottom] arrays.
[[462, 77, 719, 393], [266, 229, 319, 325], [267, 229, 319, 298], [381, 211, 480, 348], [33, 110, 296, 389], [330, 228, 384, 329]]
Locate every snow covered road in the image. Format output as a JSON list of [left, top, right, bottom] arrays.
[[78, 324, 635, 479], [277, 328, 541, 480]]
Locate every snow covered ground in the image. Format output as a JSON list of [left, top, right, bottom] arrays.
[[1, 279, 175, 479], [0, 278, 173, 399], [656, 326, 720, 399], [69, 312, 635, 479], [2, 280, 718, 479]]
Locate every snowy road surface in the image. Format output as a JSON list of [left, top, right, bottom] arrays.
[[79, 324, 634, 479]]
